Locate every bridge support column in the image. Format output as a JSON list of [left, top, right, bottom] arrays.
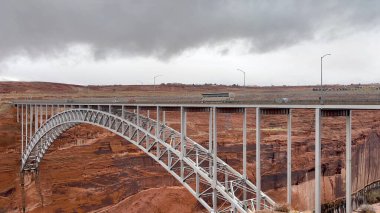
[[315, 108, 321, 213], [346, 111, 352, 213], [156, 106, 160, 157], [225, 169, 230, 192], [17, 104, 19, 122], [35, 104, 38, 133], [21, 104, 24, 158], [137, 106, 140, 142], [40, 105, 43, 126], [256, 107, 261, 211], [29, 105, 33, 140], [162, 111, 166, 141], [45, 104, 48, 121], [122, 105, 125, 133], [129, 108, 133, 137], [109, 105, 112, 128], [287, 109, 292, 205], [25, 105, 28, 149], [196, 147, 200, 196], [35, 169, 44, 207], [212, 107, 218, 212], [242, 108, 247, 210], [180, 107, 187, 179], [209, 108, 213, 175], [20, 171, 26, 213]]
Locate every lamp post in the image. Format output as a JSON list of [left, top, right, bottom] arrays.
[[237, 69, 246, 87], [320, 54, 331, 104], [154, 74, 163, 90]]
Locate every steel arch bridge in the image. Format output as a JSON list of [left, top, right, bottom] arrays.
[[20, 107, 275, 213], [16, 101, 376, 213]]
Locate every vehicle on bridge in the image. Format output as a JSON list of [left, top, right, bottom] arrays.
[[201, 92, 235, 103], [274, 97, 290, 104]]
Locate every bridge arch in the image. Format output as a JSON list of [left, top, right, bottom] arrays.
[[21, 108, 275, 212]]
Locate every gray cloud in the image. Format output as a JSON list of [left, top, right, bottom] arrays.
[[1, 0, 380, 60]]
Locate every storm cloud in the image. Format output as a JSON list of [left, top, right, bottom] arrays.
[[1, 0, 380, 60]]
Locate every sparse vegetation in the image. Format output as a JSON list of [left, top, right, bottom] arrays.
[[365, 189, 380, 204], [273, 203, 291, 212], [357, 204, 376, 213], [0, 104, 11, 114]]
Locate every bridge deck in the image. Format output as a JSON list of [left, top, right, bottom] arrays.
[[12, 100, 380, 110]]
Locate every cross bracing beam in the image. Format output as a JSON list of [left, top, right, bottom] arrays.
[[20, 107, 276, 213]]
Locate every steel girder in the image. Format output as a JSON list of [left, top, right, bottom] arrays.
[[21, 108, 275, 213]]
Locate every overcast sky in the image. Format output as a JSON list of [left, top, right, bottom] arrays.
[[1, 1, 380, 86]]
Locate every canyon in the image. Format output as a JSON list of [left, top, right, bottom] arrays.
[[1, 82, 380, 212]]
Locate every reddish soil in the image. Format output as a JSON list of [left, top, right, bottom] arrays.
[[98, 186, 202, 213], [1, 82, 380, 212]]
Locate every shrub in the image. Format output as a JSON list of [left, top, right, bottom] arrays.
[[273, 203, 291, 212], [366, 189, 380, 204], [357, 204, 376, 213]]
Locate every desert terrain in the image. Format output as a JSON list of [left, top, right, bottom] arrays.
[[1, 82, 380, 212]]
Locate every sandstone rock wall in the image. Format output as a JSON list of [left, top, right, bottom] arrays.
[[1, 82, 380, 212]]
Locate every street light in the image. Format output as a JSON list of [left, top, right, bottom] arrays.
[[320, 54, 331, 104], [154, 74, 163, 89], [237, 69, 246, 86]]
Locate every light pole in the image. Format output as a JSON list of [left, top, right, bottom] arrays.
[[320, 54, 331, 104], [154, 74, 163, 90], [237, 69, 246, 86]]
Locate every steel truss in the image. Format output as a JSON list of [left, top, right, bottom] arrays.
[[20, 108, 275, 213]]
